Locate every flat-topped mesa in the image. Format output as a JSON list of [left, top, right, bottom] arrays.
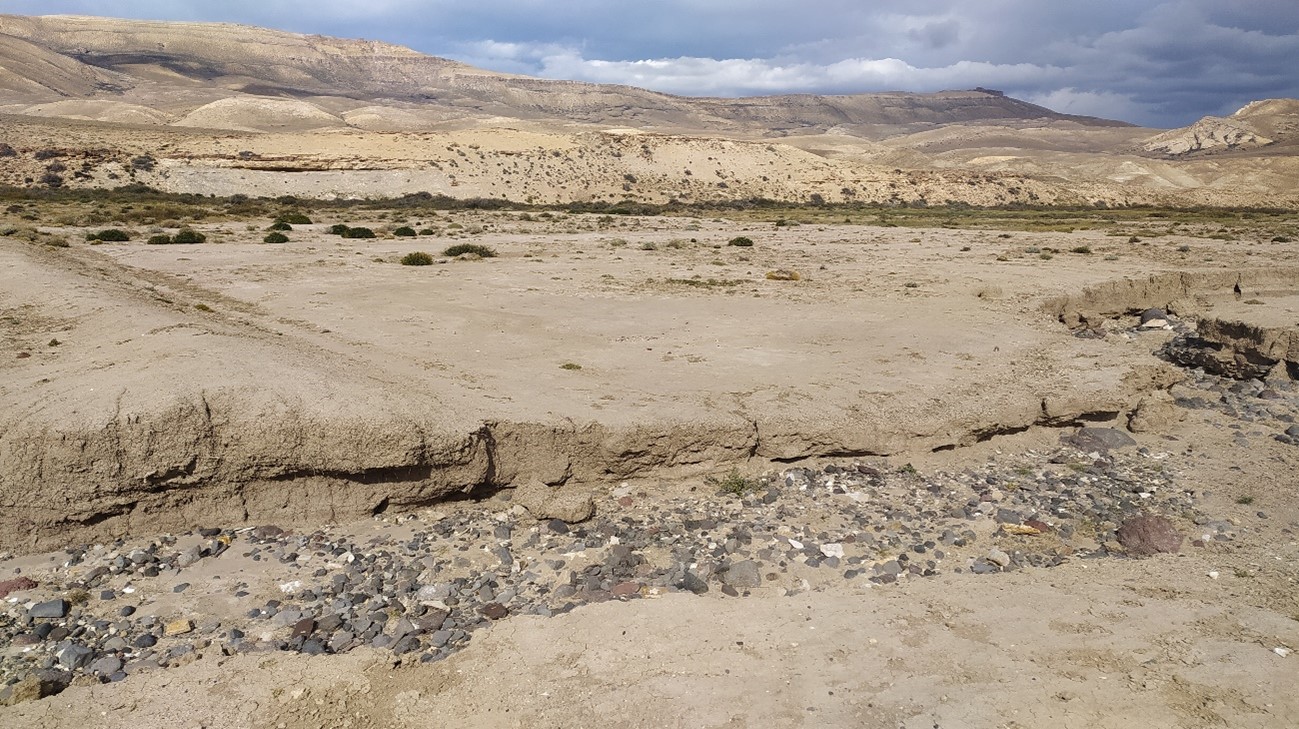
[[0, 13, 487, 99]]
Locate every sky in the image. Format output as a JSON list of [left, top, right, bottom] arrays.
[[4, 0, 1299, 127]]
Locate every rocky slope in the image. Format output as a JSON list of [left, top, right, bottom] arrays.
[[1138, 98, 1299, 157]]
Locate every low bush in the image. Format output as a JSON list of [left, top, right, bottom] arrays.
[[444, 243, 497, 258], [394, 226, 418, 237], [264, 232, 289, 244], [328, 223, 350, 235], [728, 236, 754, 247], [91, 229, 131, 242], [343, 226, 376, 239], [173, 229, 206, 245], [401, 251, 434, 266], [147, 234, 173, 245], [268, 221, 292, 231], [276, 213, 312, 225]]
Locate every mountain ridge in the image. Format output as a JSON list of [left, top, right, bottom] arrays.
[[0, 13, 1132, 136], [0, 13, 1295, 208]]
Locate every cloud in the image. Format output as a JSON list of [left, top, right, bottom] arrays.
[[1022, 89, 1149, 123], [908, 19, 961, 50], [3, 0, 1298, 126]]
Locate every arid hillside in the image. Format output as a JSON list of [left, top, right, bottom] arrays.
[[0, 13, 1297, 208], [0, 14, 1125, 136]]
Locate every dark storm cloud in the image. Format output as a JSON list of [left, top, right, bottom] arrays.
[[4, 0, 1298, 126]]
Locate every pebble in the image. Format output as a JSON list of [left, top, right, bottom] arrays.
[[721, 561, 762, 590], [164, 619, 195, 637], [27, 599, 70, 620], [986, 549, 1011, 568], [55, 645, 93, 671]]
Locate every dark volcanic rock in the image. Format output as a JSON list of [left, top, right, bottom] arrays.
[[1116, 515, 1184, 557], [1064, 427, 1137, 453], [720, 560, 762, 589], [27, 599, 70, 619]]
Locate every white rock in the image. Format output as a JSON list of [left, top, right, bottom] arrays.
[[278, 580, 303, 593], [1208, 571, 1220, 579], [820, 543, 845, 559], [788, 539, 804, 550], [1274, 647, 1292, 657]]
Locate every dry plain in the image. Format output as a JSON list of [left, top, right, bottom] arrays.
[[2, 201, 1298, 728]]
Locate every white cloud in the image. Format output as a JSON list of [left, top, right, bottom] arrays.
[[1022, 88, 1148, 123], [528, 51, 1063, 98]]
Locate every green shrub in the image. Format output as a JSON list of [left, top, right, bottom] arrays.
[[418, 228, 436, 236], [328, 223, 350, 235], [264, 232, 289, 244], [173, 229, 207, 245], [394, 226, 418, 237], [400, 251, 434, 266], [444, 243, 497, 258], [276, 213, 312, 225], [343, 226, 376, 239], [1070, 245, 1092, 254], [708, 468, 759, 496], [268, 221, 292, 231], [92, 229, 131, 242], [147, 234, 173, 245], [728, 236, 754, 247]]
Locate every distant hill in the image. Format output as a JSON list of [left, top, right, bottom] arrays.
[[1138, 99, 1299, 157], [0, 13, 1131, 136], [0, 13, 1295, 209]]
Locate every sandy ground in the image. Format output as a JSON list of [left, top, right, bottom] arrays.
[[3, 210, 1298, 727], [9, 212, 1299, 549]]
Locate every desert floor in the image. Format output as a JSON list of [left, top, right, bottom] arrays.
[[2, 204, 1298, 727]]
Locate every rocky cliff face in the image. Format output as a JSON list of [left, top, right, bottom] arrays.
[[1139, 116, 1273, 156], [1138, 98, 1299, 157]]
